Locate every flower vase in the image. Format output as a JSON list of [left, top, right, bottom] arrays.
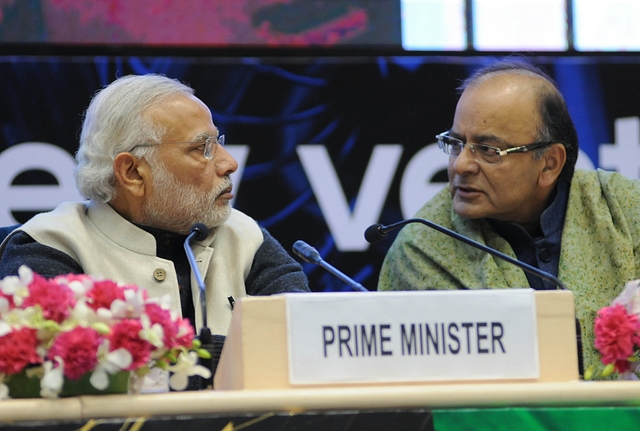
[[5, 369, 130, 398], [4, 369, 41, 398], [61, 371, 130, 397]]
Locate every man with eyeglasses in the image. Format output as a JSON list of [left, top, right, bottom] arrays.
[[0, 74, 310, 381], [377, 59, 640, 376]]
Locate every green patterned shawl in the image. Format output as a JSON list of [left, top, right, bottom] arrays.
[[378, 169, 640, 375]]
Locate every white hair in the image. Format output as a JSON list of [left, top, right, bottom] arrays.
[[74, 74, 194, 202]]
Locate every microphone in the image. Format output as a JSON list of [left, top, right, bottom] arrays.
[[366, 218, 583, 377], [365, 219, 568, 290], [293, 240, 368, 292], [184, 223, 213, 389]]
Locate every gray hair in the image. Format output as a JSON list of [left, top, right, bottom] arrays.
[[74, 74, 195, 202]]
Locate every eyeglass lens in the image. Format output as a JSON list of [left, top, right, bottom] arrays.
[[204, 135, 225, 160], [438, 135, 501, 164]]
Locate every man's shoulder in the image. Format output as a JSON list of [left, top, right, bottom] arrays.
[[225, 209, 259, 229], [414, 187, 453, 222], [571, 169, 640, 198], [573, 168, 639, 185], [217, 209, 263, 242], [23, 201, 89, 230]]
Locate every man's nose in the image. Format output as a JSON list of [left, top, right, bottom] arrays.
[[214, 145, 238, 176], [451, 145, 479, 174]]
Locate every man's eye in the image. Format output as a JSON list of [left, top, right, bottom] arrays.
[[191, 140, 207, 150], [477, 145, 498, 156]]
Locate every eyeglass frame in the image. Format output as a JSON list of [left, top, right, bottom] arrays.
[[435, 130, 554, 165], [129, 133, 225, 160], [436, 130, 555, 165]]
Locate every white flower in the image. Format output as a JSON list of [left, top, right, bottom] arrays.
[[96, 307, 114, 322], [68, 299, 99, 327], [91, 343, 132, 390], [17, 265, 34, 285], [111, 288, 145, 319], [40, 358, 64, 399], [0, 274, 29, 307], [614, 279, 640, 315], [0, 374, 8, 400], [0, 297, 9, 315], [166, 351, 211, 391], [0, 320, 10, 337], [157, 294, 172, 310], [139, 313, 164, 348], [67, 279, 90, 299], [3, 306, 39, 329]]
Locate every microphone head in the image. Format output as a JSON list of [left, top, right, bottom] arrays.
[[364, 224, 386, 243], [190, 223, 209, 241], [292, 240, 322, 264]]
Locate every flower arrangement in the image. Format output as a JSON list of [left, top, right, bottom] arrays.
[[0, 266, 211, 399], [590, 279, 640, 380]]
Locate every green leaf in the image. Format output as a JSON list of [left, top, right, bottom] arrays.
[[602, 363, 616, 377], [198, 348, 211, 359], [584, 365, 595, 381]]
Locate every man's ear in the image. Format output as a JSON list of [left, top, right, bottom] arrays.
[[539, 143, 567, 187], [113, 153, 148, 197]]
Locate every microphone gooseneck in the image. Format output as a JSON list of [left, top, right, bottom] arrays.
[[293, 240, 368, 292], [292, 240, 322, 264], [365, 218, 569, 290], [184, 223, 210, 328], [184, 223, 213, 389]]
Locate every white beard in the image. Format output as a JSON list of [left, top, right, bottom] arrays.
[[139, 154, 232, 235]]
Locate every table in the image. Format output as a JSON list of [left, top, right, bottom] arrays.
[[1, 381, 640, 430]]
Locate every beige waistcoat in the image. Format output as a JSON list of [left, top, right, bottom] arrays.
[[11, 200, 263, 335]]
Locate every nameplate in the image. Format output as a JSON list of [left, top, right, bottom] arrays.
[[285, 289, 539, 385]]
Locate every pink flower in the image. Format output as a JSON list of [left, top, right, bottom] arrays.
[[174, 317, 195, 348], [109, 319, 153, 370], [615, 359, 631, 373], [144, 303, 176, 346], [143, 303, 194, 350], [48, 327, 103, 380], [0, 327, 41, 374], [595, 304, 640, 370], [85, 279, 126, 311], [23, 274, 75, 323]]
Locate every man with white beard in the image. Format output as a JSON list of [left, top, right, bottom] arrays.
[[0, 74, 309, 381]]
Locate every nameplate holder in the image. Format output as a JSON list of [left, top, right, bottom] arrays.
[[214, 290, 578, 390], [286, 289, 539, 385]]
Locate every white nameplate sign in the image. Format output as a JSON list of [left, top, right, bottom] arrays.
[[286, 289, 539, 385]]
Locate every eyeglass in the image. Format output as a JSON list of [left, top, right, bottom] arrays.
[[130, 134, 225, 160], [435, 131, 551, 165]]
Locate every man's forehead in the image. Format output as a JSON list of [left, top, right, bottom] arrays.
[[146, 93, 203, 116], [454, 77, 543, 141]]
